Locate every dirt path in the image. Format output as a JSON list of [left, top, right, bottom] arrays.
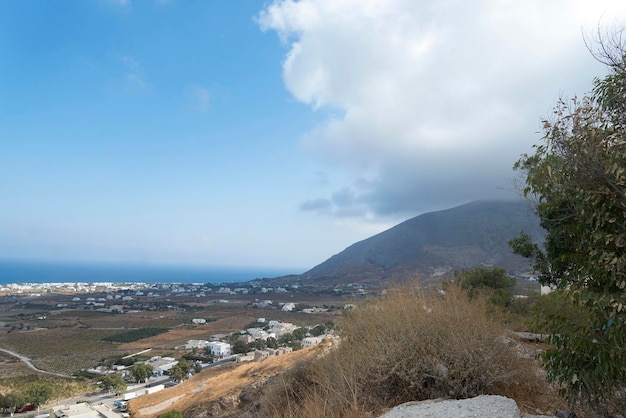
[[138, 395, 185, 416], [0, 348, 70, 378]]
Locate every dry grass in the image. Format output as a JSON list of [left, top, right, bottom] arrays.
[[256, 282, 565, 418], [128, 347, 322, 418], [0, 327, 125, 374], [119, 316, 256, 351]]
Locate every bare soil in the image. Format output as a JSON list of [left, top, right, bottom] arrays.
[[128, 346, 322, 418]]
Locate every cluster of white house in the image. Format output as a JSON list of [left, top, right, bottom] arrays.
[[87, 355, 179, 378], [180, 319, 332, 363], [183, 340, 232, 357]]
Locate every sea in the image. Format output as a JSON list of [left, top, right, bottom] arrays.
[[0, 259, 299, 285]]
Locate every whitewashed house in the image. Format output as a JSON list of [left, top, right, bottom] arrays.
[[209, 341, 231, 357], [281, 302, 296, 312], [302, 336, 325, 348], [185, 340, 210, 349], [146, 356, 179, 376]]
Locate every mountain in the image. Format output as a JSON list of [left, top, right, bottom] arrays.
[[295, 200, 544, 287]]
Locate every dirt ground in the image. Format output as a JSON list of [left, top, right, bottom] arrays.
[[128, 346, 322, 418]]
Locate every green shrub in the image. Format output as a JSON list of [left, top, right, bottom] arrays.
[[102, 327, 168, 343], [159, 410, 183, 418]]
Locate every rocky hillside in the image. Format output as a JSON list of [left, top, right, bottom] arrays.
[[295, 200, 544, 287]]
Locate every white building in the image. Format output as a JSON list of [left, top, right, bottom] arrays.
[[192, 318, 207, 324], [302, 336, 325, 348], [209, 341, 231, 357], [268, 321, 297, 337], [146, 356, 178, 375], [185, 340, 210, 349], [281, 302, 296, 312], [247, 328, 270, 340]]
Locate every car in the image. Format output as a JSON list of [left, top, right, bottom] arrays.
[[16, 404, 35, 413]]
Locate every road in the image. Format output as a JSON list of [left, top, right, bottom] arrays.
[[1, 347, 233, 418], [0, 348, 69, 378], [30, 376, 172, 418]]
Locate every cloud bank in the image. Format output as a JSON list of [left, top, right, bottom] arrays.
[[259, 0, 626, 219]]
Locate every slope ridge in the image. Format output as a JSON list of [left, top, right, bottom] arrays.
[[299, 200, 543, 286]]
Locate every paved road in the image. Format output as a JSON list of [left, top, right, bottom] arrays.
[[1, 348, 229, 417], [0, 348, 69, 378]]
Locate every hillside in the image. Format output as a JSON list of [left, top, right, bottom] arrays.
[[128, 345, 326, 418], [295, 200, 543, 287]]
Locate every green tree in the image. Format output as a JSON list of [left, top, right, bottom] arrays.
[[454, 267, 515, 307], [292, 327, 307, 340], [310, 324, 327, 337], [266, 337, 278, 349], [169, 359, 192, 382], [194, 363, 202, 374], [510, 36, 626, 408], [1, 391, 26, 414], [253, 338, 267, 350], [130, 364, 153, 383], [169, 365, 184, 382], [177, 359, 191, 376], [27, 382, 53, 407], [278, 332, 293, 345], [231, 339, 249, 354], [101, 373, 127, 393]]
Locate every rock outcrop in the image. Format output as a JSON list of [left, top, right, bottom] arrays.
[[379, 395, 521, 418]]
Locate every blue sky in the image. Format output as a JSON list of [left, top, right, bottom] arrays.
[[1, 0, 625, 272]]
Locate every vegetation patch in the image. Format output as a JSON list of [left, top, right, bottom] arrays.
[[102, 327, 169, 343], [255, 282, 554, 417]]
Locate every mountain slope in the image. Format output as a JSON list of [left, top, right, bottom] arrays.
[[299, 200, 543, 286]]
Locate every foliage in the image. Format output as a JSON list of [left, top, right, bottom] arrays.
[[183, 353, 212, 363], [277, 333, 293, 346], [266, 337, 278, 349], [159, 410, 183, 418], [257, 282, 544, 417], [169, 365, 184, 382], [101, 373, 127, 393], [453, 267, 516, 307], [169, 359, 191, 382], [130, 364, 153, 383], [292, 327, 307, 340], [511, 37, 626, 408], [309, 324, 327, 337], [113, 357, 136, 367], [252, 339, 267, 350], [102, 327, 169, 343], [231, 339, 249, 355], [0, 376, 93, 411], [0, 391, 26, 414], [27, 381, 53, 407]]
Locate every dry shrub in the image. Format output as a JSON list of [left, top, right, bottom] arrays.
[[261, 281, 548, 417]]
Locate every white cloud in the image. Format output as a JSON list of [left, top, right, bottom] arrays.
[[259, 0, 626, 220]]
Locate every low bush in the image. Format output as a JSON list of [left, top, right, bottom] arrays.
[[258, 281, 546, 417]]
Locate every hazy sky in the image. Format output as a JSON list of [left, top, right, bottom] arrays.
[[1, 0, 625, 271]]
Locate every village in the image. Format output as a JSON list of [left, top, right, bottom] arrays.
[[39, 316, 336, 418]]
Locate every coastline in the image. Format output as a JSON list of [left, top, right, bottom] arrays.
[[0, 259, 298, 286]]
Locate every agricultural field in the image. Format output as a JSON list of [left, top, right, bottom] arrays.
[[0, 287, 342, 378]]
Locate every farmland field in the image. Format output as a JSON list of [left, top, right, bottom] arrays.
[[0, 286, 347, 378]]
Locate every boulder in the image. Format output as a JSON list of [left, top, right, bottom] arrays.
[[379, 395, 520, 418]]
